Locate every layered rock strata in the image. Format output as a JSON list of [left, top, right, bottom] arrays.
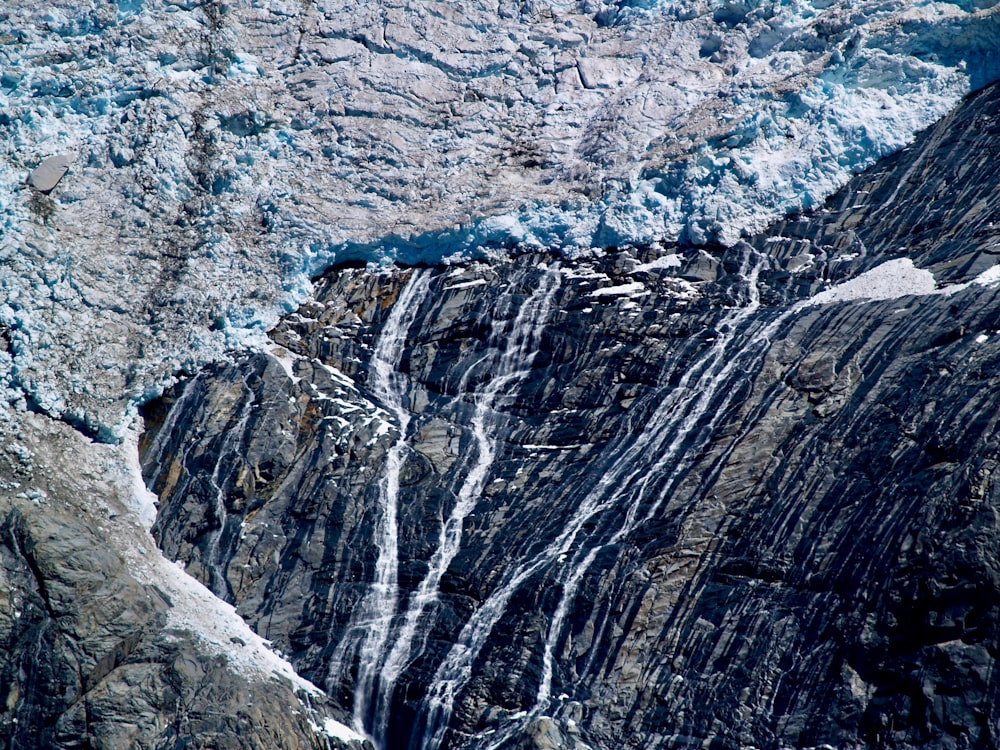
[[141, 83, 1000, 749]]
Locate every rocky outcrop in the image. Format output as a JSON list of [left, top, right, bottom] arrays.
[[142, 82, 1000, 750], [0, 412, 364, 750]]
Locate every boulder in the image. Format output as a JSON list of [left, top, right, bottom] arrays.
[[27, 154, 72, 193]]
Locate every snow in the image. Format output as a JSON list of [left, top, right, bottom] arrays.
[[149, 555, 366, 745], [932, 261, 1000, 297], [313, 360, 361, 391], [105, 422, 366, 746], [107, 423, 315, 693], [0, 4, 998, 736], [588, 282, 649, 299], [1, 0, 999, 440], [974, 264, 1000, 286], [632, 254, 683, 274], [804, 259, 938, 306], [268, 344, 302, 385], [11, 411, 364, 746], [119, 424, 159, 531], [802, 259, 1000, 309], [320, 717, 367, 743]]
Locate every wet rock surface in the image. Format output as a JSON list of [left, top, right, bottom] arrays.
[[141, 83, 1000, 749]]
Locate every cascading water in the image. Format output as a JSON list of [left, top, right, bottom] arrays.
[[202, 370, 258, 597], [412, 251, 795, 750], [369, 265, 561, 746], [324, 264, 561, 747], [145, 370, 257, 598], [142, 373, 204, 492], [324, 269, 432, 733]]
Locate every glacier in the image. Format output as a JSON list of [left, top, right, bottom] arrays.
[[2, 3, 1000, 746], [1, 0, 1000, 436]]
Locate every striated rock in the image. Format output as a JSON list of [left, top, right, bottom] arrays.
[[141, 83, 1000, 750], [0, 412, 365, 750], [6, 5, 1000, 750]]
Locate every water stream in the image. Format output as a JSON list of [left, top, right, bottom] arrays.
[[202, 369, 258, 597], [370, 265, 561, 745], [414, 252, 794, 750], [323, 269, 432, 731]]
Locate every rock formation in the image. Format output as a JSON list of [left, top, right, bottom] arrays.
[[139, 79, 1000, 750], [0, 413, 367, 749], [3, 2, 1000, 749]]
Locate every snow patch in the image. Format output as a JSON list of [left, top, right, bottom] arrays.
[[974, 264, 1000, 286], [318, 717, 367, 744], [802, 259, 1000, 311], [313, 360, 361, 392], [588, 282, 649, 299], [268, 344, 302, 385], [632, 254, 683, 274], [119, 426, 159, 531], [803, 259, 937, 306], [103, 422, 364, 746]]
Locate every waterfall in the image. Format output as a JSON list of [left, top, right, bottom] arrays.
[[142, 367, 257, 599], [321, 264, 563, 746], [531, 258, 793, 709], [369, 265, 561, 745], [142, 373, 203, 490], [323, 268, 432, 733], [414, 252, 794, 750]]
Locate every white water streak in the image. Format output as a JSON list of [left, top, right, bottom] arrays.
[[321, 269, 430, 732], [372, 267, 561, 745], [203, 369, 257, 596], [524, 254, 949, 725], [418, 254, 783, 750], [352, 269, 433, 730], [533, 261, 793, 710]]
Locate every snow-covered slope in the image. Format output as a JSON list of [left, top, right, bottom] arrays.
[[1, 0, 999, 434]]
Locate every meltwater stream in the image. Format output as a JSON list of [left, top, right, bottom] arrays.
[[324, 269, 432, 731], [142, 370, 258, 599], [412, 253, 794, 750], [369, 266, 561, 746], [203, 370, 259, 598], [326, 265, 561, 746]]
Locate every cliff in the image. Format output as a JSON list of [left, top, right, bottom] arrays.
[[138, 80, 1000, 749]]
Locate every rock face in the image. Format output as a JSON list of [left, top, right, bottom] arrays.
[[141, 83, 1000, 749], [0, 413, 366, 750]]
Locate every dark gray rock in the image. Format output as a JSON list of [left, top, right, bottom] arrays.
[[0, 413, 363, 750], [142, 81, 1000, 750]]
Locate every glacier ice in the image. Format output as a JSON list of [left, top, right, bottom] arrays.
[[0, 0, 999, 435]]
